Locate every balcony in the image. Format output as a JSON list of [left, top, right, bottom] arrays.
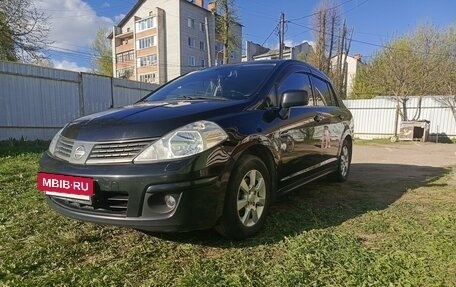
[[115, 30, 134, 39], [116, 42, 134, 54]]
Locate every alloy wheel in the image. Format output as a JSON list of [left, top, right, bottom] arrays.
[[236, 169, 266, 227], [340, 145, 349, 177]]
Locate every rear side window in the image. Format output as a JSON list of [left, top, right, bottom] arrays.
[[278, 72, 313, 106], [310, 76, 338, 107]]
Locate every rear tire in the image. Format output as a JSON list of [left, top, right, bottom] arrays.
[[329, 139, 352, 182], [215, 155, 271, 240]]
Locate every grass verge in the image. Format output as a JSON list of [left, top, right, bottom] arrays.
[[0, 142, 455, 286]]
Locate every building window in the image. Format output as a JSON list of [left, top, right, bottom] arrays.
[[136, 36, 156, 50], [137, 54, 157, 67], [199, 41, 205, 51], [231, 51, 237, 60], [188, 18, 195, 28], [116, 51, 134, 62], [199, 22, 205, 32], [136, 17, 156, 32], [188, 55, 196, 66], [139, 73, 156, 83], [201, 59, 205, 67], [117, 67, 134, 79], [188, 37, 195, 48]]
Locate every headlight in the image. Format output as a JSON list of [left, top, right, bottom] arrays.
[[134, 121, 228, 163], [48, 127, 65, 155]]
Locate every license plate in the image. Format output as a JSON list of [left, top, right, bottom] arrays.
[[37, 172, 94, 201]]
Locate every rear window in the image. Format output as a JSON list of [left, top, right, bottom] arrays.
[[145, 64, 276, 101]]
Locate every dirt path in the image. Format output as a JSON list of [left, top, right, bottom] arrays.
[[350, 142, 456, 184]]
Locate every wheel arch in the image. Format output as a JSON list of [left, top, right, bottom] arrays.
[[231, 142, 279, 198], [215, 143, 277, 239]]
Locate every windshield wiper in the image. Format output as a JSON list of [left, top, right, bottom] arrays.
[[168, 95, 227, 101], [190, 96, 227, 101]]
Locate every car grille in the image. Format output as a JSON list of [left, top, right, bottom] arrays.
[[86, 139, 154, 164], [53, 137, 155, 164], [55, 136, 74, 161], [53, 191, 129, 216]]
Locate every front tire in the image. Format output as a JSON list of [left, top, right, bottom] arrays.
[[215, 155, 271, 239]]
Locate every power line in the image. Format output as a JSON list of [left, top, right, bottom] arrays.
[[288, 20, 453, 57], [341, 0, 370, 16], [48, 44, 213, 69], [35, 0, 134, 20], [49, 46, 95, 59], [37, 1, 134, 13], [288, 0, 354, 22], [52, 41, 94, 53], [261, 23, 279, 47], [236, 4, 278, 21], [286, 0, 369, 41]]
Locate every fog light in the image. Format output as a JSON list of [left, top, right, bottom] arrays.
[[164, 194, 177, 209]]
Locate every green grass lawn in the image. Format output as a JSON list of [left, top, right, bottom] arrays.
[[1, 142, 455, 286]]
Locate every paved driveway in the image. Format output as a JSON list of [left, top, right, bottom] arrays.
[[351, 142, 456, 184]]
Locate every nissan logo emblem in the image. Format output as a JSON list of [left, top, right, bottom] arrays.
[[73, 146, 86, 159]]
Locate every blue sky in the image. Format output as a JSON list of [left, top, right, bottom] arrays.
[[37, 0, 456, 71]]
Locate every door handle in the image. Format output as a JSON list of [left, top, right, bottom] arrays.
[[314, 114, 323, 122]]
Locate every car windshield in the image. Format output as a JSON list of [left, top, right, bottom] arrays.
[[143, 63, 276, 101]]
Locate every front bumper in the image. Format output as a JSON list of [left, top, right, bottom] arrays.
[[39, 148, 233, 232]]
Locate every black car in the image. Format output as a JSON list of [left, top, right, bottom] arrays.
[[38, 60, 353, 239]]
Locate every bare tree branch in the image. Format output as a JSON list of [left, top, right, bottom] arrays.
[[0, 0, 52, 63]]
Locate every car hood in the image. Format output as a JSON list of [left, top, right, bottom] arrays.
[[62, 100, 247, 141]]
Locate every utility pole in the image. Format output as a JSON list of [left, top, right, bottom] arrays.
[[205, 17, 212, 67], [279, 11, 285, 59]]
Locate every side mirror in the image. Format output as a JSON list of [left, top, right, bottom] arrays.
[[281, 90, 309, 108]]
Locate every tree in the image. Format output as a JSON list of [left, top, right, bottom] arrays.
[[91, 28, 113, 77], [308, 0, 353, 98], [0, 14, 16, 61], [215, 0, 241, 64], [0, 0, 51, 63], [434, 27, 456, 121], [309, 4, 328, 72], [333, 20, 353, 98], [350, 65, 377, 99], [34, 58, 54, 68], [296, 51, 309, 62], [436, 26, 456, 95], [352, 24, 456, 121], [436, 96, 456, 122]]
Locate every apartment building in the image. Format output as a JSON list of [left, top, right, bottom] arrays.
[[242, 41, 314, 62], [330, 54, 365, 97], [110, 0, 242, 85]]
